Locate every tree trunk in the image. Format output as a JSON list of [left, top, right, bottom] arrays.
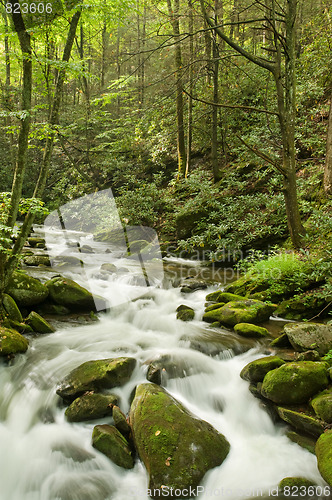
[[211, 0, 222, 182], [167, 0, 186, 178], [324, 94, 332, 195], [6, 3, 32, 228], [185, 0, 194, 177]]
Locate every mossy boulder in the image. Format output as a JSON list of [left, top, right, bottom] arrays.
[[261, 362, 329, 404], [28, 237, 46, 248], [100, 263, 117, 273], [92, 424, 134, 469], [283, 323, 332, 356], [205, 291, 247, 303], [278, 477, 317, 492], [202, 299, 275, 327], [270, 333, 292, 348], [310, 389, 332, 423], [23, 255, 51, 266], [0, 326, 29, 356], [6, 271, 49, 307], [176, 305, 195, 322], [26, 311, 55, 334], [286, 431, 316, 454], [234, 323, 270, 338], [65, 392, 118, 422], [129, 383, 230, 498], [45, 277, 98, 311], [275, 292, 330, 321], [240, 356, 285, 383], [277, 407, 325, 438], [315, 431, 332, 486], [180, 278, 207, 293], [56, 357, 136, 403], [3, 293, 23, 322]]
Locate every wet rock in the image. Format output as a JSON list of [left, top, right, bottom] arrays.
[[277, 407, 325, 438], [80, 245, 94, 254], [202, 299, 275, 327], [100, 263, 117, 273], [270, 333, 292, 348], [92, 424, 134, 469], [65, 392, 118, 422], [205, 291, 247, 303], [56, 357, 136, 403], [278, 477, 317, 494], [315, 431, 332, 486], [146, 353, 211, 382], [23, 255, 51, 266], [129, 383, 230, 498], [296, 350, 321, 361], [3, 293, 23, 323], [283, 323, 332, 356], [112, 405, 131, 437], [176, 305, 195, 322], [261, 362, 329, 404], [180, 277, 208, 293], [26, 311, 55, 333], [0, 326, 29, 356], [286, 431, 316, 454], [37, 303, 70, 316], [310, 389, 332, 423], [28, 237, 46, 248], [6, 271, 49, 307], [181, 329, 255, 357], [240, 356, 285, 383], [45, 277, 100, 311], [234, 323, 270, 338]]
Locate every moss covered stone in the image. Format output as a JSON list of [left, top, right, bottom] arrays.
[[26, 311, 55, 334], [0, 326, 29, 356], [277, 407, 325, 438], [270, 333, 292, 348], [45, 277, 97, 311], [176, 305, 195, 322], [240, 356, 285, 383], [278, 477, 317, 492], [92, 424, 134, 469], [65, 392, 118, 422], [3, 294, 23, 323], [112, 405, 131, 436], [234, 323, 269, 338], [56, 357, 136, 402], [310, 389, 332, 423], [203, 299, 275, 327], [286, 431, 316, 454], [6, 271, 49, 307], [23, 255, 51, 266], [283, 323, 332, 356], [261, 362, 329, 404], [315, 431, 332, 486], [206, 291, 247, 303], [129, 383, 230, 498]]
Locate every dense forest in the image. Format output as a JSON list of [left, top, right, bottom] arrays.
[[1, 1, 332, 497]]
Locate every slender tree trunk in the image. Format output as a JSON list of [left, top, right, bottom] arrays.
[[3, 11, 16, 172], [7, 4, 32, 228], [211, 0, 222, 182], [324, 94, 332, 195], [101, 21, 108, 89], [167, 0, 186, 178], [185, 0, 194, 178]]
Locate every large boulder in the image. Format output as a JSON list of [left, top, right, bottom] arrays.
[[261, 362, 329, 404], [129, 383, 230, 498], [23, 255, 51, 266], [310, 389, 332, 423], [65, 393, 118, 422], [6, 271, 49, 307], [202, 299, 275, 327], [56, 357, 136, 402], [45, 277, 98, 311], [240, 356, 285, 383], [283, 323, 332, 356], [92, 424, 134, 469], [315, 431, 332, 486], [0, 326, 29, 356]]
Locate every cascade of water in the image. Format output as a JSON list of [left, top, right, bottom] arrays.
[[0, 228, 326, 500]]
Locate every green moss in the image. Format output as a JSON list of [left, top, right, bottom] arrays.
[[0, 326, 29, 356], [203, 299, 275, 326], [261, 362, 329, 404], [240, 356, 285, 383], [234, 323, 269, 338], [92, 424, 134, 469], [65, 393, 118, 422], [315, 431, 332, 486], [310, 389, 332, 423], [6, 271, 49, 307]]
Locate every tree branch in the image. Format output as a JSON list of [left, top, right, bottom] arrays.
[[235, 134, 286, 176]]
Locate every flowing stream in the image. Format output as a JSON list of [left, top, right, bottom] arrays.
[[0, 227, 327, 500]]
